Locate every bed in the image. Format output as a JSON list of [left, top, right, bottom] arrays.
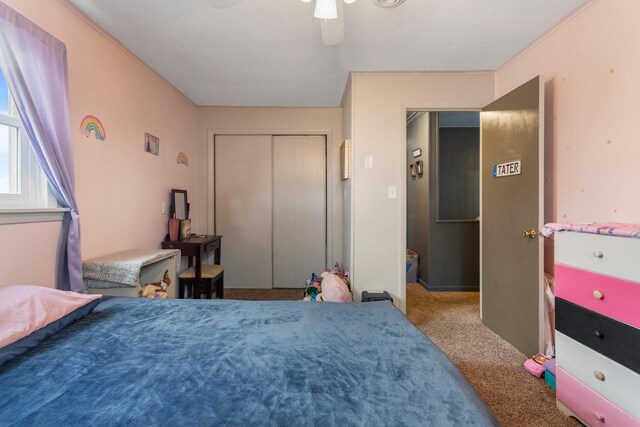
[[0, 294, 498, 426]]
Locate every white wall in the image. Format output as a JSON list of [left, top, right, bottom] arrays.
[[341, 78, 353, 274], [495, 0, 640, 273], [349, 72, 494, 309], [196, 107, 343, 265]]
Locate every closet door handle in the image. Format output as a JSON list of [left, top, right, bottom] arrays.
[[594, 330, 605, 339], [593, 250, 604, 258]]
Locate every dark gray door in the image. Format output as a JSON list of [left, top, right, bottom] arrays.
[[481, 76, 543, 356]]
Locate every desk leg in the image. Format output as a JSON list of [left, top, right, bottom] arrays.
[[179, 281, 185, 299], [193, 250, 202, 299], [218, 274, 224, 299], [214, 247, 221, 265]]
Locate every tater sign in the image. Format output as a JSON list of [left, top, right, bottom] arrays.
[[493, 160, 521, 178]]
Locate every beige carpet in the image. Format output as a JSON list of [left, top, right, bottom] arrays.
[[224, 286, 578, 426], [406, 283, 578, 427]]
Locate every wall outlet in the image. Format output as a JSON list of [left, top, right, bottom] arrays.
[[388, 186, 397, 199], [365, 156, 374, 169]]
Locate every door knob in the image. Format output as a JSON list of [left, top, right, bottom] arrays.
[[522, 229, 537, 239]]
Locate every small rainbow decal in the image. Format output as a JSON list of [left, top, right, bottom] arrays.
[[79, 115, 106, 141], [176, 152, 189, 166]]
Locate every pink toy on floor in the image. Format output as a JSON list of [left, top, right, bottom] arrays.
[[317, 272, 352, 303]]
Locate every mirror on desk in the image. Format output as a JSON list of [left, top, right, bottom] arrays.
[[170, 189, 189, 220]]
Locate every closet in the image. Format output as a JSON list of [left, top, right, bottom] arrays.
[[215, 135, 326, 289]]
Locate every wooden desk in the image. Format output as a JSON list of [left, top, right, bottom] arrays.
[[161, 235, 222, 299]]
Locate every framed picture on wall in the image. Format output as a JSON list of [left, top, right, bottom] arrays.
[[144, 133, 159, 156], [340, 139, 350, 181]]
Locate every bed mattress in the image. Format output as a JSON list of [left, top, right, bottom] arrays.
[[0, 297, 497, 426]]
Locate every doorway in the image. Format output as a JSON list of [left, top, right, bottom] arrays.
[[405, 111, 480, 291], [214, 134, 327, 290], [404, 76, 544, 357]]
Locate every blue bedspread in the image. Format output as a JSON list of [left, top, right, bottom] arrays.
[[0, 298, 497, 426]]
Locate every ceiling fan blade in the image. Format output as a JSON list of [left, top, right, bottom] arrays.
[[208, 0, 242, 9], [320, 0, 344, 46]]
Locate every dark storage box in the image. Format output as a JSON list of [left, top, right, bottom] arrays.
[[361, 291, 393, 303]]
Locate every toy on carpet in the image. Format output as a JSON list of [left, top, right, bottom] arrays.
[[303, 273, 321, 301], [317, 271, 352, 302], [303, 263, 352, 303], [139, 270, 171, 298], [523, 353, 550, 378]]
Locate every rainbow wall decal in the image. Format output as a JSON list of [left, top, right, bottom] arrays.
[[176, 152, 189, 166], [79, 115, 106, 141]]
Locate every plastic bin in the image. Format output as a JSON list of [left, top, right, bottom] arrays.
[[406, 249, 419, 283]]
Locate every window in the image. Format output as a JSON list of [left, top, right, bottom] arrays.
[[0, 69, 52, 209]]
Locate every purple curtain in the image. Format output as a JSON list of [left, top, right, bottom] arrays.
[[0, 3, 82, 292]]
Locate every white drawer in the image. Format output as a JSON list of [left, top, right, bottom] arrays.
[[555, 232, 640, 282], [556, 332, 640, 420]]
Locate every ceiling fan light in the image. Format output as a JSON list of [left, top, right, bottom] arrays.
[[314, 0, 338, 19]]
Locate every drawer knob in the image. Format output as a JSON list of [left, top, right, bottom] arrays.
[[594, 370, 606, 381], [594, 412, 605, 423], [593, 290, 605, 300], [593, 250, 604, 258], [594, 330, 605, 339]]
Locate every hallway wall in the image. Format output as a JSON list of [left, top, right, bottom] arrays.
[[406, 113, 429, 285]]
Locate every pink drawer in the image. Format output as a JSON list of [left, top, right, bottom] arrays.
[[557, 368, 640, 427], [555, 265, 640, 329]]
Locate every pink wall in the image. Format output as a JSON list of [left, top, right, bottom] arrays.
[[496, 0, 640, 226], [0, 0, 197, 286], [0, 221, 60, 287], [495, 0, 640, 272]]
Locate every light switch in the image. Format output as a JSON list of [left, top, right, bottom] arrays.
[[365, 156, 374, 169], [161, 201, 166, 214], [388, 186, 397, 199]]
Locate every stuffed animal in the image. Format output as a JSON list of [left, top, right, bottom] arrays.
[[139, 270, 171, 298], [317, 272, 352, 303], [303, 285, 320, 301]]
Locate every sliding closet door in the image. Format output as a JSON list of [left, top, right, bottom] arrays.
[[272, 136, 326, 288], [215, 135, 272, 289]]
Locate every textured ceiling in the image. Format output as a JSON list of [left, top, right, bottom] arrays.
[[69, 0, 588, 107]]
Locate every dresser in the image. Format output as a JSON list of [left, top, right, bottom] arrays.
[[554, 228, 640, 427]]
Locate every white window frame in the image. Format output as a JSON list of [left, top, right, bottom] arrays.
[[0, 84, 54, 211]]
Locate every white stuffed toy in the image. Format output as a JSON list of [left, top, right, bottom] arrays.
[[317, 272, 352, 303]]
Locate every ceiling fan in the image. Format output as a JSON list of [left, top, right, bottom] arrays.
[[310, 0, 354, 46], [208, 0, 405, 45], [208, 0, 357, 46]]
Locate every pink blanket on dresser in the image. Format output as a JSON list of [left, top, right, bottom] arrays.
[[541, 222, 640, 238]]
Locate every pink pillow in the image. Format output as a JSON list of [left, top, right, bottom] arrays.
[[0, 285, 102, 349]]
